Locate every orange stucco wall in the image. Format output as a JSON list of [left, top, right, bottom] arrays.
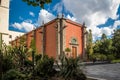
[[65, 20, 83, 57], [35, 28, 43, 54], [45, 22, 57, 59], [26, 32, 33, 48]]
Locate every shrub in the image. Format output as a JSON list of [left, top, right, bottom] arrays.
[[90, 53, 107, 61], [2, 69, 25, 80], [35, 55, 56, 78], [2, 55, 15, 73], [35, 54, 42, 64], [65, 48, 71, 52], [107, 54, 115, 62], [100, 54, 107, 61], [111, 59, 120, 63], [56, 55, 86, 80]]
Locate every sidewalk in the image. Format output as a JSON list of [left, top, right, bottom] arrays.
[[87, 76, 107, 80], [82, 61, 110, 66]]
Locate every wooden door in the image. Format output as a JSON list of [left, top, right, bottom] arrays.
[[72, 46, 77, 58]]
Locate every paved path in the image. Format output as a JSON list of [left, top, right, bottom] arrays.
[[85, 63, 120, 80]]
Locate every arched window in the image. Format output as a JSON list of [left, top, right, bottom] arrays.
[[71, 38, 77, 44]]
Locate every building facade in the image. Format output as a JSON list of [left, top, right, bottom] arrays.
[[11, 18, 87, 59], [0, 0, 23, 45]]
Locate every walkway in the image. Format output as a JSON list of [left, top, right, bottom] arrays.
[[85, 63, 120, 80]]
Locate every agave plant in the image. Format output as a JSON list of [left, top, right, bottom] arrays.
[[56, 53, 86, 80]]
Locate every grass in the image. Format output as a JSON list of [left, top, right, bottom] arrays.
[[111, 59, 120, 63]]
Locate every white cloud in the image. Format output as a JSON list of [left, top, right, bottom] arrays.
[[37, 9, 55, 26], [53, 2, 63, 13], [29, 11, 35, 17], [112, 20, 120, 29], [66, 15, 76, 21], [110, 0, 120, 19], [90, 20, 120, 41], [12, 21, 35, 32], [11, 9, 55, 32], [24, 19, 32, 23], [101, 27, 113, 36], [58, 0, 120, 40]]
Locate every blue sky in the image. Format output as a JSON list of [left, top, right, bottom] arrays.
[[9, 0, 120, 40]]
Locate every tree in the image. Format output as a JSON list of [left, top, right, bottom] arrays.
[[100, 34, 113, 55], [93, 33, 113, 55], [93, 40, 101, 54], [92, 33, 116, 62], [112, 29, 120, 58], [101, 33, 107, 42], [22, 0, 52, 8], [86, 29, 93, 59]]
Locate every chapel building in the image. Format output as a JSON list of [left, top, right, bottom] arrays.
[[11, 17, 87, 60]]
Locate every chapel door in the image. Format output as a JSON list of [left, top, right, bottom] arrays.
[[72, 46, 77, 58]]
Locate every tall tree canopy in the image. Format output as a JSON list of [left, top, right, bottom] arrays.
[[93, 33, 113, 55], [112, 29, 120, 58], [86, 29, 93, 58], [22, 0, 52, 8], [101, 33, 107, 42]]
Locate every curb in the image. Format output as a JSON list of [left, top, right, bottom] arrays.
[[82, 61, 110, 66], [87, 76, 107, 80]]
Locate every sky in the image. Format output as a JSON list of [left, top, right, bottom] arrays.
[[9, 0, 120, 41]]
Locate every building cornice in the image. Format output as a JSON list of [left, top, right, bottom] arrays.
[[65, 19, 82, 27], [0, 5, 9, 9]]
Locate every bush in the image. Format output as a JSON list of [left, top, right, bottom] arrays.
[[35, 55, 56, 78], [90, 53, 107, 61], [2, 69, 25, 80], [56, 55, 86, 80], [107, 54, 115, 62], [100, 54, 107, 61], [2, 55, 15, 73], [35, 54, 42, 64], [111, 59, 120, 63]]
